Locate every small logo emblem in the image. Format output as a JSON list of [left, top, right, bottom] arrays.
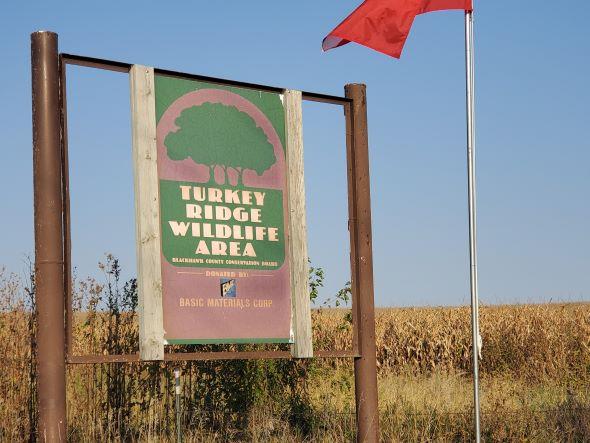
[[220, 278, 237, 298]]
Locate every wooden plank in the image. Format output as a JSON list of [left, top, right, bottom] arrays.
[[130, 65, 165, 360], [284, 89, 313, 358]]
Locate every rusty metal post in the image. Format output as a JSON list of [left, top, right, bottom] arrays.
[[345, 84, 379, 442], [32, 31, 67, 441]]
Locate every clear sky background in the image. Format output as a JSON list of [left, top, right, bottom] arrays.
[[1, 1, 588, 307]]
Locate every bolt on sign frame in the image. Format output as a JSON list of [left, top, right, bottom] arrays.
[[32, 31, 379, 442]]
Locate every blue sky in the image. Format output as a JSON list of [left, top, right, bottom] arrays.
[[1, 1, 588, 307]]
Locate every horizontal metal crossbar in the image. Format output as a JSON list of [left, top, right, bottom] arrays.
[[67, 349, 359, 364], [60, 53, 352, 105]]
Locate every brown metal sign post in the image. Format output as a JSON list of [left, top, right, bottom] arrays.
[[31, 31, 68, 441], [345, 84, 379, 442]]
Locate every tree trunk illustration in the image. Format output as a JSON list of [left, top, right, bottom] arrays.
[[208, 165, 216, 184], [236, 167, 244, 187]]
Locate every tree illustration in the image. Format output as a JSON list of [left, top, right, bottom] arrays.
[[164, 103, 276, 186]]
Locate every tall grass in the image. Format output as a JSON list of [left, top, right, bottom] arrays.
[[0, 258, 588, 441]]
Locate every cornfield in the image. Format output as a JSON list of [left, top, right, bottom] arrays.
[[1, 259, 589, 441], [315, 304, 590, 380]]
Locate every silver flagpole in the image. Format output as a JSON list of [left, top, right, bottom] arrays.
[[464, 6, 481, 442]]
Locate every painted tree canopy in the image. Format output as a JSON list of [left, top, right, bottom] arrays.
[[164, 103, 276, 186]]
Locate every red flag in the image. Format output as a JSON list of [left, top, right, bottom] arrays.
[[322, 0, 473, 58]]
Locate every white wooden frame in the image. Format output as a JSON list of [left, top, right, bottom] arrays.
[[284, 90, 313, 358], [130, 71, 312, 359], [130, 65, 165, 360]]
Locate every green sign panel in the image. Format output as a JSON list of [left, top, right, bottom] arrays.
[[155, 75, 292, 344]]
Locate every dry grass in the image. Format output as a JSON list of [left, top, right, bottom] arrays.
[[1, 264, 589, 441]]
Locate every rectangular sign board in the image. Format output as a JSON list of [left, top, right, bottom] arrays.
[[130, 66, 312, 357]]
